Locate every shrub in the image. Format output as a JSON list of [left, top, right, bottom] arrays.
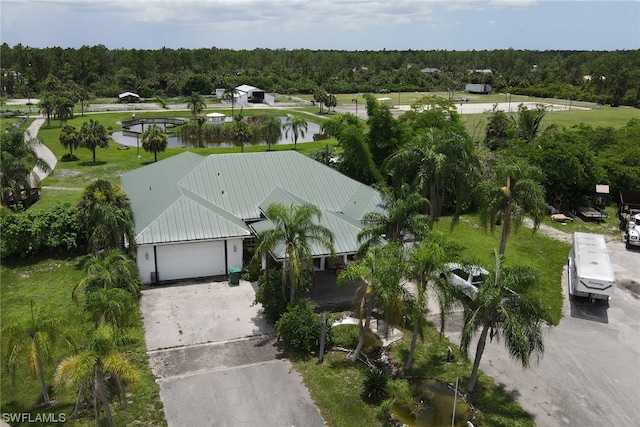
[[361, 368, 389, 404], [275, 299, 333, 354], [254, 268, 288, 323], [0, 203, 81, 258], [332, 323, 361, 348]]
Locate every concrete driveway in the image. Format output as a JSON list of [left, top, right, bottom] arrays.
[[141, 279, 325, 427], [429, 240, 640, 426]]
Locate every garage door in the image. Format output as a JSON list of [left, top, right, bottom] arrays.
[[156, 241, 226, 282]]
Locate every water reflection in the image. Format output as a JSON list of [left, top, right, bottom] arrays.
[[111, 116, 322, 148], [391, 379, 473, 427]]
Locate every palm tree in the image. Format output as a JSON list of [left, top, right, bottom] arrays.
[[231, 111, 252, 153], [54, 96, 75, 126], [55, 325, 140, 427], [385, 128, 479, 226], [187, 91, 206, 120], [253, 203, 335, 305], [460, 252, 548, 392], [478, 159, 546, 256], [512, 104, 547, 143], [85, 288, 137, 329], [337, 244, 406, 362], [0, 130, 51, 208], [3, 301, 74, 406], [261, 116, 282, 151], [404, 231, 461, 370], [73, 250, 141, 302], [38, 93, 55, 128], [222, 86, 239, 116], [357, 184, 430, 255], [282, 114, 308, 150], [76, 180, 135, 254], [313, 87, 327, 113], [141, 124, 168, 162], [59, 124, 79, 160], [78, 119, 108, 164]]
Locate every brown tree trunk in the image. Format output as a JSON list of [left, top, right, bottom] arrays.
[[95, 365, 116, 427], [36, 358, 51, 406], [499, 206, 511, 256], [467, 323, 490, 392], [405, 317, 421, 370]]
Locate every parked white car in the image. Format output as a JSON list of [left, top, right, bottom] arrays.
[[625, 213, 640, 249], [443, 263, 489, 300]]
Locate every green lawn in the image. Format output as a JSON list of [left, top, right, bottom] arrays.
[[0, 254, 166, 426]]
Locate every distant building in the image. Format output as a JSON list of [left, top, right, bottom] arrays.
[[206, 112, 226, 125], [421, 67, 441, 74], [468, 69, 493, 75], [118, 92, 140, 103]]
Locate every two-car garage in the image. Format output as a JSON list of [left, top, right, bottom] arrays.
[[136, 238, 244, 284], [155, 241, 226, 282]]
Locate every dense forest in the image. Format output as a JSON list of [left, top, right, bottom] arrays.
[[2, 44, 639, 106]]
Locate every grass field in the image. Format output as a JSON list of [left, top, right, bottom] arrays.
[[0, 254, 166, 426]]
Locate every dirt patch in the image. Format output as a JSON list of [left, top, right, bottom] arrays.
[[56, 169, 81, 178]]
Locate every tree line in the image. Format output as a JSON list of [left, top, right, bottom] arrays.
[[2, 44, 639, 105]]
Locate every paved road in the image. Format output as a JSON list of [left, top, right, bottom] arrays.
[[428, 240, 640, 427]]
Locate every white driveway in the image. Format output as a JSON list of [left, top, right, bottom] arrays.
[[140, 279, 325, 427]]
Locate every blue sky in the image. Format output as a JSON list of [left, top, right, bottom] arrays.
[[1, 0, 639, 51]]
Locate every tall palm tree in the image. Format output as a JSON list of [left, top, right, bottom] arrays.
[[55, 325, 140, 427], [357, 184, 430, 255], [478, 159, 546, 256], [404, 231, 461, 370], [231, 110, 252, 153], [385, 128, 479, 226], [78, 119, 108, 164], [187, 91, 206, 120], [460, 252, 548, 392], [3, 301, 74, 406], [282, 114, 308, 150], [253, 203, 335, 305], [337, 244, 406, 362], [59, 124, 79, 160], [0, 130, 51, 208], [261, 116, 282, 151], [222, 86, 239, 116], [141, 124, 168, 162], [76, 180, 135, 254]]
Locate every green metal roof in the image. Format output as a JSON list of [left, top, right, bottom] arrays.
[[121, 151, 383, 250]]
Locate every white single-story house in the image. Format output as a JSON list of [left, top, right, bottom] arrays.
[[119, 92, 140, 103], [121, 151, 383, 284]]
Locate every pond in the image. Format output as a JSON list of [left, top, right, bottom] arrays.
[[111, 116, 322, 149], [391, 379, 474, 427]]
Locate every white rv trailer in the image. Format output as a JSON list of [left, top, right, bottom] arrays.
[[568, 232, 616, 301]]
